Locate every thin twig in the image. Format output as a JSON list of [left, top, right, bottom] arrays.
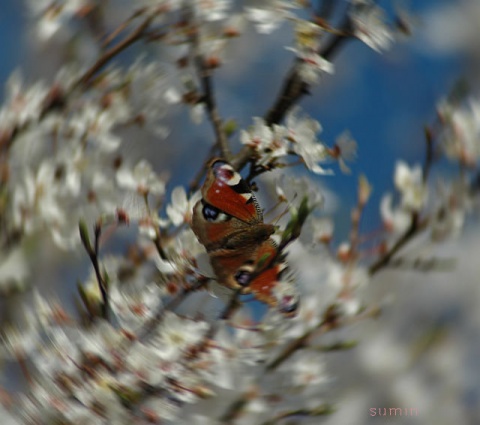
[[137, 278, 209, 341], [76, 14, 155, 88], [260, 404, 335, 425], [79, 221, 109, 320], [189, 16, 231, 161], [368, 214, 428, 275], [94, 223, 109, 319], [101, 8, 147, 48], [423, 126, 434, 184]]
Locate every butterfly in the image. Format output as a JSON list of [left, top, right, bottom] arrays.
[[192, 159, 299, 317]]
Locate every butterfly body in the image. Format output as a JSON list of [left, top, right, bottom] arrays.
[[192, 159, 298, 316]]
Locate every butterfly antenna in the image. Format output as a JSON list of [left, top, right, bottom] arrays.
[[268, 192, 298, 226]]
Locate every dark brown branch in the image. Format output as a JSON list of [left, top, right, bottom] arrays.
[[101, 8, 147, 48], [260, 404, 334, 425], [76, 14, 155, 88], [368, 214, 428, 275], [266, 330, 313, 371], [423, 126, 434, 183], [190, 21, 231, 161], [79, 221, 109, 320], [138, 278, 209, 341]]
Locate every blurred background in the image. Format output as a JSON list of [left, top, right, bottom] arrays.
[[1, 0, 479, 424]]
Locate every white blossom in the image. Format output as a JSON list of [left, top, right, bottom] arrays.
[[151, 312, 208, 362], [116, 159, 166, 195], [380, 193, 412, 235], [110, 281, 164, 331], [240, 117, 288, 164], [26, 0, 90, 42], [1, 71, 48, 128], [165, 186, 201, 226], [430, 179, 470, 242], [394, 160, 426, 211], [129, 60, 180, 130], [350, 1, 394, 52], [286, 107, 331, 174], [333, 131, 358, 174], [11, 161, 65, 235], [194, 0, 232, 22], [245, 0, 297, 34], [437, 97, 480, 166], [282, 350, 329, 388], [0, 247, 29, 292]]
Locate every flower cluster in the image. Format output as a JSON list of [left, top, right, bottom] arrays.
[[240, 107, 357, 174], [0, 62, 178, 251], [0, 213, 344, 424]]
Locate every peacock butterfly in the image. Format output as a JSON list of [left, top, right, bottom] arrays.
[[192, 159, 299, 317]]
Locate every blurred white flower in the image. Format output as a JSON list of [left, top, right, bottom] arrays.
[[0, 311, 39, 361], [110, 281, 163, 331], [194, 0, 232, 22], [430, 179, 470, 242], [77, 321, 125, 363], [151, 312, 208, 362], [240, 117, 288, 164], [394, 160, 426, 211], [380, 193, 412, 235], [350, 1, 394, 52], [125, 342, 167, 387], [69, 98, 127, 152], [165, 187, 201, 226], [141, 397, 181, 422], [286, 107, 331, 174], [359, 331, 409, 376], [1, 71, 48, 128], [331, 131, 358, 174], [129, 60, 180, 129], [299, 216, 334, 246], [26, 0, 91, 42], [116, 160, 166, 195], [245, 0, 297, 34], [12, 161, 65, 235], [283, 293, 324, 338], [283, 350, 329, 388], [437, 97, 480, 166], [0, 247, 29, 292], [275, 173, 324, 212]]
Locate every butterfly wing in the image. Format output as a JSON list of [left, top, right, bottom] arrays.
[[210, 239, 299, 316], [202, 159, 263, 224], [192, 198, 274, 250], [248, 241, 299, 317]]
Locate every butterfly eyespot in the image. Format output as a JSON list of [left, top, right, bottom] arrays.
[[202, 203, 220, 220], [212, 161, 242, 186], [234, 270, 252, 287], [202, 202, 230, 222]]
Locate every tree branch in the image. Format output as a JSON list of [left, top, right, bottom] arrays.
[[368, 214, 428, 275], [190, 21, 232, 161], [75, 14, 155, 89]]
